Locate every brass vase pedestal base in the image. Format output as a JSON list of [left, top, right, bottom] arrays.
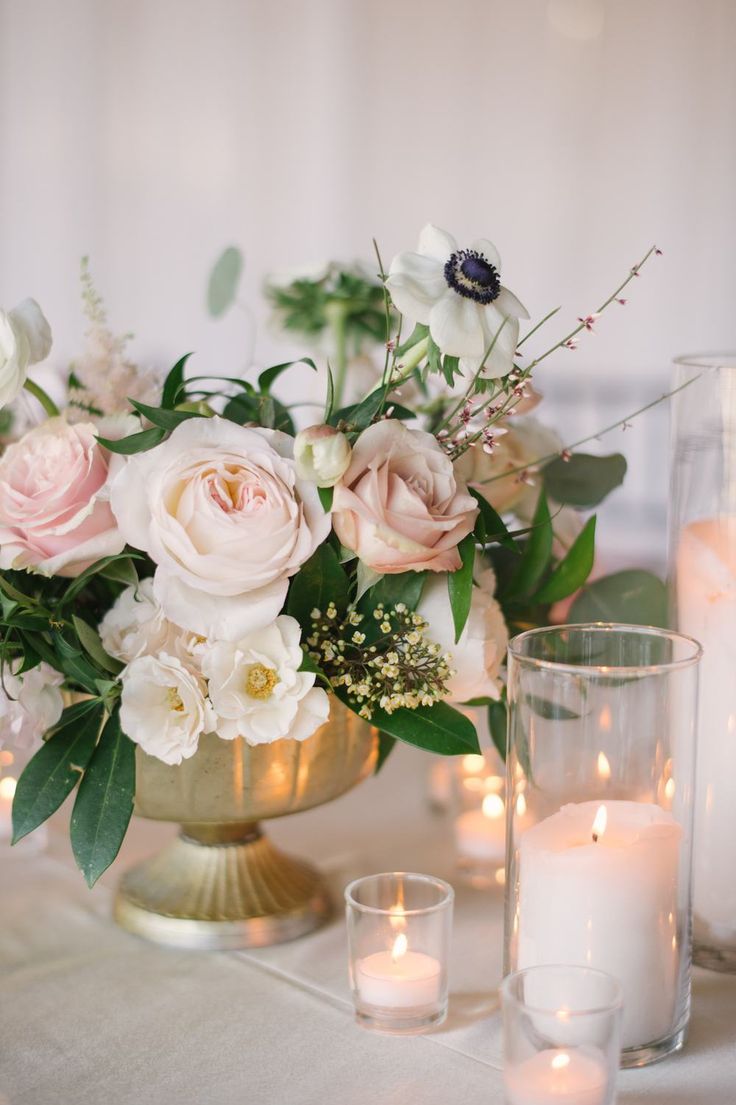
[[114, 822, 331, 950]]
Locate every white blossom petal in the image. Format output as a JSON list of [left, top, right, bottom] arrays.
[[429, 291, 485, 358], [495, 285, 530, 321], [417, 224, 458, 262]]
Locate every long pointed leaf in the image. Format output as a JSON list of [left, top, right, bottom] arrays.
[[161, 353, 193, 409], [533, 516, 596, 605], [447, 534, 475, 643], [362, 700, 480, 756], [12, 700, 105, 843], [71, 708, 136, 887], [507, 490, 553, 599]]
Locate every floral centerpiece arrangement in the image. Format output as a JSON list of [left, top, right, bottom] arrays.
[[0, 226, 661, 887]]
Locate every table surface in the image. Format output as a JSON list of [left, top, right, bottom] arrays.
[[2, 743, 735, 1105]]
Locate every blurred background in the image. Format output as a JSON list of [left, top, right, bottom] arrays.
[[1, 0, 734, 565]]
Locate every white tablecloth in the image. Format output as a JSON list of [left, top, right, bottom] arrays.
[[2, 744, 735, 1105]]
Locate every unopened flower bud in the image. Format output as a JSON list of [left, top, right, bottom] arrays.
[[294, 423, 351, 488]]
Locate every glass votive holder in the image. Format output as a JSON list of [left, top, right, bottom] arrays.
[[345, 872, 453, 1034], [502, 965, 622, 1105], [453, 750, 508, 887]]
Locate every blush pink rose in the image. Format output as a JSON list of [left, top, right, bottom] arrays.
[[0, 417, 125, 577], [332, 420, 478, 574]]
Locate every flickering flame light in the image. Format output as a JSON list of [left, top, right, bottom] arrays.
[[592, 804, 607, 843], [391, 932, 408, 962], [0, 776, 17, 801], [598, 705, 612, 732], [665, 778, 675, 801], [597, 751, 611, 781], [516, 792, 527, 817], [551, 1052, 571, 1070], [462, 754, 486, 775], [0, 750, 14, 766], [482, 792, 505, 819]]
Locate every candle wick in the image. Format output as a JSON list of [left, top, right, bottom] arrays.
[[592, 831, 599, 844]]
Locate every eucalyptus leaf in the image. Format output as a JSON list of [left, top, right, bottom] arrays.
[[70, 708, 136, 887], [447, 534, 475, 643], [12, 700, 105, 843], [533, 516, 596, 605], [570, 569, 668, 627], [207, 246, 243, 317], [543, 453, 627, 508]]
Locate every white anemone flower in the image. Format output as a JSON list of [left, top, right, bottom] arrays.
[[386, 224, 528, 379]]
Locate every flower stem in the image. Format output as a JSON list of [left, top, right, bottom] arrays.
[[328, 304, 349, 412], [23, 378, 60, 418]]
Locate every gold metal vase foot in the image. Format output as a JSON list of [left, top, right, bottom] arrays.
[[113, 822, 331, 950]]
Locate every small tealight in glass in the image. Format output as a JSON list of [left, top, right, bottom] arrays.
[[345, 872, 453, 1034], [502, 966, 622, 1105], [453, 750, 508, 886]]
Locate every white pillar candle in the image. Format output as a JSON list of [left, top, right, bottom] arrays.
[[677, 517, 736, 949], [505, 1047, 608, 1105], [0, 775, 16, 842], [455, 791, 506, 863], [516, 800, 681, 1049], [354, 933, 441, 1009]]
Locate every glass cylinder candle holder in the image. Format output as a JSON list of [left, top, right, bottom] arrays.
[[502, 965, 622, 1105], [345, 872, 453, 1034], [453, 749, 508, 887], [504, 624, 701, 1068], [669, 354, 736, 973], [1, 744, 47, 853]]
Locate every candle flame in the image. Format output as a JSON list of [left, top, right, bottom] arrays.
[[0, 750, 14, 766], [598, 705, 612, 732], [389, 884, 406, 931], [495, 867, 506, 886], [597, 751, 611, 780], [391, 932, 408, 962], [556, 1007, 571, 1023], [515, 792, 527, 817], [0, 775, 17, 800], [462, 754, 486, 775], [482, 792, 505, 820], [592, 804, 607, 843], [551, 1052, 571, 1070], [664, 778, 675, 801]]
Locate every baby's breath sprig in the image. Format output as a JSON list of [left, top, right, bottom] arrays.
[[305, 601, 454, 720]]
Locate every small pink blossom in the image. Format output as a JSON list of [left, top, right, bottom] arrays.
[[577, 313, 601, 332]]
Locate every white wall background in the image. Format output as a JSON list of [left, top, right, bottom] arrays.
[[1, 0, 735, 562]]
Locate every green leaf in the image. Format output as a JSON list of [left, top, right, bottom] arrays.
[[0, 575, 38, 607], [533, 516, 596, 605], [97, 427, 165, 455], [70, 708, 136, 886], [469, 488, 518, 553], [569, 569, 668, 627], [334, 388, 385, 431], [447, 534, 475, 643], [441, 355, 460, 387], [374, 732, 397, 774], [287, 545, 350, 626], [222, 393, 259, 425], [98, 558, 139, 588], [12, 700, 105, 843], [207, 246, 243, 317], [72, 616, 124, 676], [161, 353, 193, 409], [257, 357, 317, 394], [298, 649, 331, 687], [507, 490, 553, 599], [488, 699, 508, 760], [427, 335, 442, 375], [395, 323, 429, 358], [61, 552, 144, 607], [543, 453, 627, 508], [362, 700, 480, 756], [128, 399, 201, 431], [524, 695, 580, 721], [318, 486, 334, 512], [324, 362, 336, 423], [363, 571, 427, 614], [54, 638, 103, 693]]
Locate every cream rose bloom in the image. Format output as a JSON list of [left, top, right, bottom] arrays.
[[99, 578, 177, 664], [418, 561, 508, 702], [332, 420, 477, 574], [119, 653, 215, 765], [109, 417, 331, 641], [202, 615, 329, 745], [0, 418, 125, 577], [454, 417, 563, 516], [0, 661, 64, 750], [0, 298, 52, 409]]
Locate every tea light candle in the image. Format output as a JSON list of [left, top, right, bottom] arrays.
[[354, 932, 441, 1009], [505, 1047, 608, 1105], [517, 800, 681, 1049], [455, 791, 506, 863], [0, 775, 16, 841]]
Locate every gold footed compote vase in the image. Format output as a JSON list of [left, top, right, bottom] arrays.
[[114, 701, 376, 950]]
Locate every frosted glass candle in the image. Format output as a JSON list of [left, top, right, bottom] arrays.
[[505, 1048, 608, 1105], [677, 517, 736, 955], [517, 800, 681, 1050]]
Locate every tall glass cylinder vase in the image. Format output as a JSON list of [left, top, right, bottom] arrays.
[[504, 624, 701, 1069], [669, 354, 736, 972]]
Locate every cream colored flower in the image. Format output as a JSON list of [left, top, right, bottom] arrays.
[[454, 417, 562, 517], [99, 578, 176, 664], [202, 615, 329, 745], [0, 298, 52, 410], [120, 653, 215, 765], [0, 661, 64, 750], [294, 424, 351, 488]]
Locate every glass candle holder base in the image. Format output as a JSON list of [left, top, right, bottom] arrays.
[[354, 1001, 447, 1035], [693, 941, 736, 974], [621, 1023, 687, 1069]]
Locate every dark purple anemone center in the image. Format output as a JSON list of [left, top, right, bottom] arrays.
[[444, 249, 501, 305]]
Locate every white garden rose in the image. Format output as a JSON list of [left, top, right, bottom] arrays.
[[294, 424, 351, 487], [419, 561, 508, 702], [0, 298, 52, 409], [0, 661, 64, 750], [119, 653, 215, 765], [99, 578, 176, 664], [202, 614, 330, 745], [109, 417, 331, 641]]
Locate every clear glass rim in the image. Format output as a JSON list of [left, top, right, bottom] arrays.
[[508, 622, 702, 675], [501, 965, 623, 1017], [673, 352, 736, 370], [344, 871, 454, 916]]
